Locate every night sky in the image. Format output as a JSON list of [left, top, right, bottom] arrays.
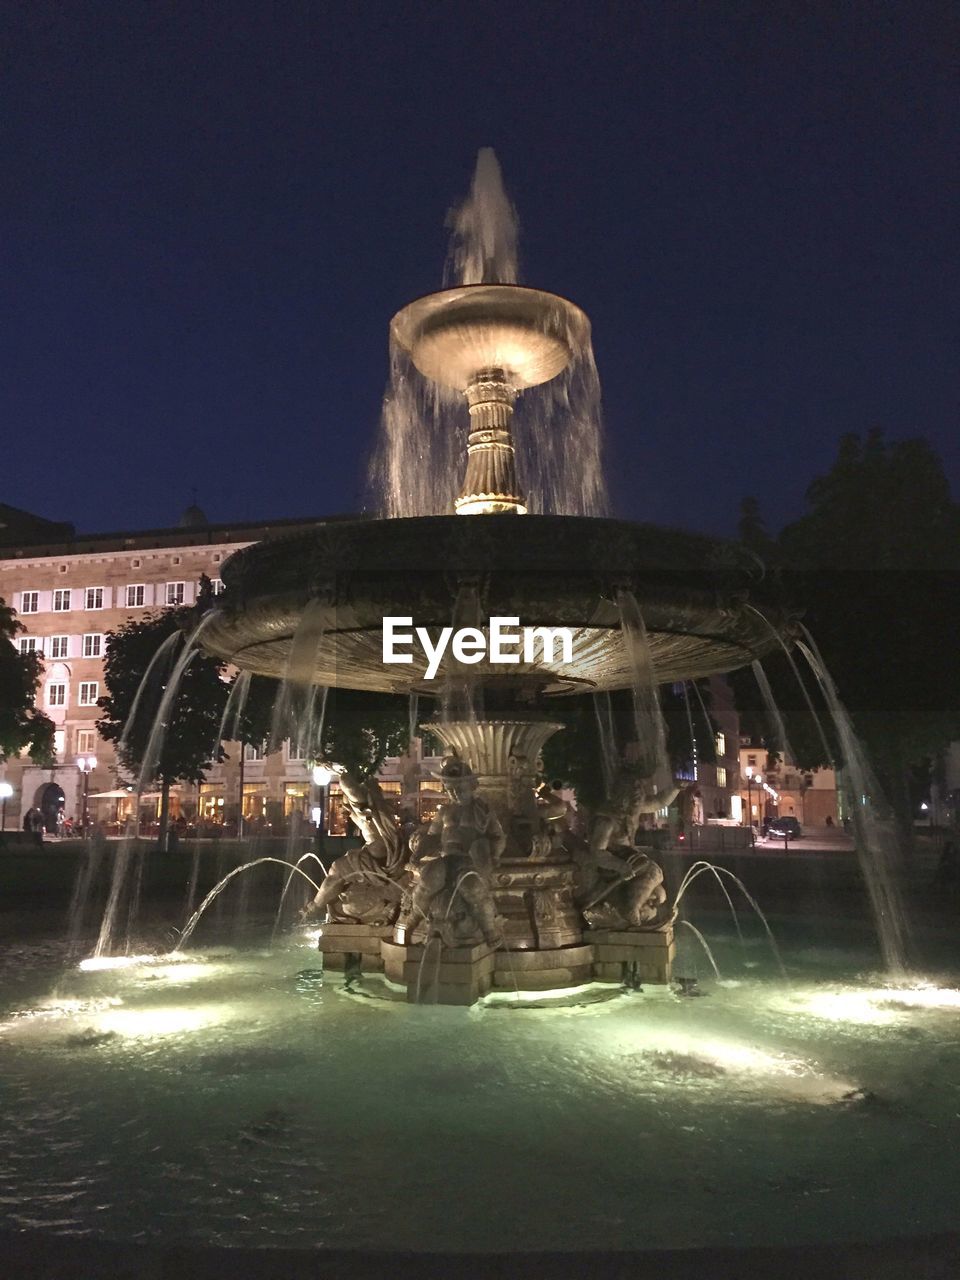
[[3, 2, 957, 538]]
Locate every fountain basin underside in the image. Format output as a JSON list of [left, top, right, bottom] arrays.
[[203, 515, 781, 691]]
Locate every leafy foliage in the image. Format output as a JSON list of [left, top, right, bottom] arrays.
[[0, 598, 55, 763], [735, 429, 960, 820], [226, 671, 410, 779], [97, 609, 229, 787]]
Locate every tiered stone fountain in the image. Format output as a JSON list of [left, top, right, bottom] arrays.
[[202, 258, 777, 1003]]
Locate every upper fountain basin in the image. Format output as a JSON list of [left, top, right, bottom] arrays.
[[200, 515, 784, 694], [390, 285, 590, 390]]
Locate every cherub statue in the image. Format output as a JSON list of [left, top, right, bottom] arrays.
[[300, 764, 407, 925], [573, 766, 670, 929], [401, 755, 505, 947]]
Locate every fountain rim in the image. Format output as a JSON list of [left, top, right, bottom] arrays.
[[389, 282, 592, 390]]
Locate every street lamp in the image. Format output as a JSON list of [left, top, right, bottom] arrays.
[[0, 781, 13, 833], [744, 766, 755, 845], [76, 755, 97, 836], [310, 764, 334, 854]]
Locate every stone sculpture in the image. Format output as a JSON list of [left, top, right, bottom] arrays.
[[400, 755, 505, 947], [572, 767, 669, 929], [300, 765, 406, 925]]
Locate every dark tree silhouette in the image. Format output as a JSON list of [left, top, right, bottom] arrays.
[[98, 608, 229, 848], [0, 598, 55, 764]]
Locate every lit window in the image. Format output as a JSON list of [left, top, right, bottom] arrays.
[[20, 591, 39, 614], [50, 636, 69, 659], [211, 578, 225, 595], [78, 681, 99, 706], [244, 742, 265, 761], [82, 634, 102, 658], [48, 682, 67, 707], [126, 584, 145, 607], [77, 729, 97, 754], [166, 582, 185, 606], [53, 730, 65, 758], [18, 637, 38, 654], [84, 587, 104, 610], [715, 731, 725, 757], [717, 765, 727, 788], [286, 739, 307, 761], [53, 589, 71, 612]]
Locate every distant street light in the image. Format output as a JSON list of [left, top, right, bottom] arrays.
[[77, 755, 97, 836], [0, 781, 13, 832], [310, 764, 334, 854], [744, 765, 755, 846]]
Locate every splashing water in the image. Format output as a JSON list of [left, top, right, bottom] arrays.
[[94, 612, 223, 957], [368, 149, 608, 519], [751, 658, 794, 763], [674, 861, 787, 978], [444, 146, 519, 287], [173, 859, 324, 952], [593, 692, 619, 796], [615, 588, 668, 779], [675, 919, 722, 980], [796, 636, 909, 974]]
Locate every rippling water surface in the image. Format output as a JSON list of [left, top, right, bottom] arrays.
[[1, 915, 959, 1252]]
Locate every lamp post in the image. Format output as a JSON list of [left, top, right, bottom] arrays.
[[0, 781, 13, 834], [76, 755, 97, 836], [744, 766, 755, 846], [311, 764, 334, 858]]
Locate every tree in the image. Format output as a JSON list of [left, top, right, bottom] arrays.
[[0, 598, 55, 763], [734, 429, 960, 832], [98, 608, 230, 848]]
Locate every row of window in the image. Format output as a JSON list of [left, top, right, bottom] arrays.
[[47, 680, 99, 708], [18, 580, 224, 614], [19, 634, 104, 658]]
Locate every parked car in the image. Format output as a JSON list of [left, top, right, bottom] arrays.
[[766, 816, 802, 839]]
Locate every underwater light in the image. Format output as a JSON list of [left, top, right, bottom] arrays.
[[78, 952, 203, 973], [95, 1005, 227, 1038], [782, 984, 960, 1024]]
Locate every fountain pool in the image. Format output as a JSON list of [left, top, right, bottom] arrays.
[[2, 910, 959, 1257]]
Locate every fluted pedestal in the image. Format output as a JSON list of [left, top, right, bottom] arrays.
[[455, 369, 526, 515]]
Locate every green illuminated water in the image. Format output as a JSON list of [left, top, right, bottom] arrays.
[[0, 915, 958, 1252]]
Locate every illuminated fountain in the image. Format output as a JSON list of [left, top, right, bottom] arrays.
[[0, 149, 956, 1266], [199, 151, 782, 1002]]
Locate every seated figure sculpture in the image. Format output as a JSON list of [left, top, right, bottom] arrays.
[[400, 755, 505, 947], [300, 764, 407, 925], [572, 767, 672, 929]]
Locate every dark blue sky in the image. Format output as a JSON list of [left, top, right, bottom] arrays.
[[3, 1, 957, 537]]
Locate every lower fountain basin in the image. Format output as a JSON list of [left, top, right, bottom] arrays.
[[2, 905, 959, 1256], [202, 514, 782, 692]]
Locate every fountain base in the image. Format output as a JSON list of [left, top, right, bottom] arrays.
[[322, 923, 675, 1004]]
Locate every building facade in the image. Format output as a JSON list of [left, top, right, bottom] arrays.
[[0, 507, 357, 834], [738, 740, 840, 829]]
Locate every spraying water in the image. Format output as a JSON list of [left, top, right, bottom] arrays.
[[674, 861, 786, 978], [369, 149, 608, 519], [444, 147, 519, 287], [796, 637, 909, 973], [173, 858, 324, 952], [593, 692, 619, 796], [675, 919, 721, 980], [751, 659, 794, 763], [615, 588, 668, 779]]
